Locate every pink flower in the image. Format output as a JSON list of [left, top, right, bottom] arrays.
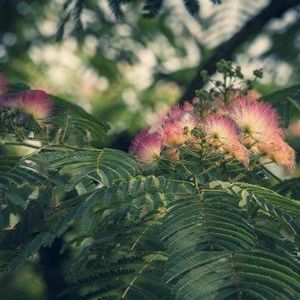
[[160, 102, 200, 147], [202, 114, 249, 166], [163, 120, 188, 147], [182, 102, 194, 112], [130, 131, 162, 167], [216, 90, 261, 115], [259, 138, 296, 172], [0, 90, 53, 120], [167, 105, 183, 120], [227, 98, 296, 172], [131, 102, 200, 164], [227, 98, 283, 148]]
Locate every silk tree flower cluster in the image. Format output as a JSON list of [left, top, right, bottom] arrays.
[[130, 93, 296, 172], [0, 76, 53, 121], [130, 102, 199, 166]]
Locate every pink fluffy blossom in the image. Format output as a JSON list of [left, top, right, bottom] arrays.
[[259, 138, 296, 172], [130, 97, 295, 172], [202, 114, 249, 166], [130, 131, 162, 167], [163, 120, 188, 147], [130, 102, 200, 165], [160, 102, 199, 147], [0, 90, 53, 120], [227, 98, 296, 172], [227, 98, 283, 148]]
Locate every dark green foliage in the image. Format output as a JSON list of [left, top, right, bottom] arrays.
[[108, 0, 125, 20], [0, 82, 300, 299], [162, 186, 300, 299], [143, 0, 164, 18], [32, 148, 140, 188], [56, 0, 218, 39], [184, 0, 200, 16], [165, 251, 300, 299], [162, 191, 257, 252], [0, 157, 46, 190], [0, 191, 50, 250], [275, 178, 300, 200], [228, 182, 300, 235], [73, 0, 84, 33], [60, 254, 172, 299], [260, 84, 300, 127], [50, 95, 109, 142]]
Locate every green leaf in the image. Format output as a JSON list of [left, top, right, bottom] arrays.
[[165, 251, 300, 299], [162, 189, 257, 253], [228, 182, 300, 236], [60, 254, 172, 299], [0, 156, 46, 190], [1, 232, 58, 275], [260, 85, 300, 127], [33, 148, 140, 188], [50, 95, 109, 141], [0, 190, 51, 250], [0, 208, 9, 230]]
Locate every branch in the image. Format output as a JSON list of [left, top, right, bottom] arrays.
[[180, 0, 300, 103]]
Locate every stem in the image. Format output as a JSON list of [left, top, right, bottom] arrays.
[[121, 254, 158, 298], [60, 114, 70, 144], [2, 141, 41, 149], [196, 163, 220, 176], [231, 173, 246, 182], [167, 179, 194, 185], [44, 143, 97, 152], [131, 214, 162, 251], [2, 140, 100, 152]]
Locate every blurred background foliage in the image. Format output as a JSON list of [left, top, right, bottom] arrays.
[[1, 0, 299, 143], [0, 0, 299, 298]]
